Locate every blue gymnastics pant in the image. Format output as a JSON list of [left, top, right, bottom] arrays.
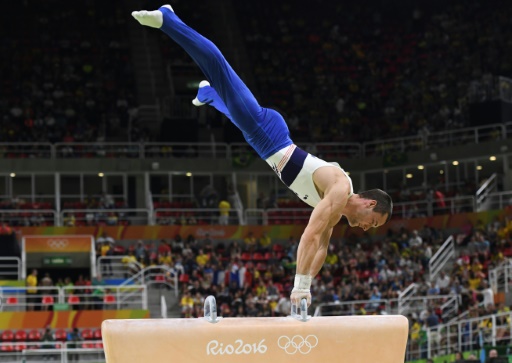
[[159, 6, 293, 160]]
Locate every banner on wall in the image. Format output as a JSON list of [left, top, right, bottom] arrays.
[[22, 235, 95, 279], [15, 209, 511, 241], [23, 235, 93, 253], [0, 310, 149, 330]]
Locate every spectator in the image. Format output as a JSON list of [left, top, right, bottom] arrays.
[[68, 328, 81, 362], [26, 269, 38, 311], [41, 327, 55, 360], [218, 199, 231, 225], [258, 232, 272, 252], [408, 230, 423, 249], [435, 271, 451, 294]]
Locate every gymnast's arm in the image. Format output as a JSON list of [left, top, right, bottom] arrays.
[[308, 226, 333, 277], [291, 185, 345, 304]]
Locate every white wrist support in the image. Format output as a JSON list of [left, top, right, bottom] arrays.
[[294, 274, 312, 290]]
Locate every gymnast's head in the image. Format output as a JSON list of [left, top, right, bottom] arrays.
[[345, 189, 393, 231]]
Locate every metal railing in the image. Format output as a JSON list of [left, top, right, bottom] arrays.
[[0, 121, 509, 160], [484, 190, 512, 211], [0, 209, 58, 226], [120, 265, 179, 297], [154, 207, 220, 225], [489, 259, 512, 293], [397, 283, 418, 315], [96, 256, 144, 280], [61, 209, 151, 226], [0, 143, 53, 159], [475, 173, 498, 211], [0, 285, 148, 311], [0, 257, 21, 280], [144, 142, 231, 159], [0, 340, 105, 362], [423, 311, 512, 359], [429, 236, 455, 281], [392, 196, 476, 219]]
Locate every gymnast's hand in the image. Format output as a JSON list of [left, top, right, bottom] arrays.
[[290, 288, 311, 307]]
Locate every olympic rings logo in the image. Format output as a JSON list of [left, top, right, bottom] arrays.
[[47, 239, 69, 249], [277, 335, 318, 355]]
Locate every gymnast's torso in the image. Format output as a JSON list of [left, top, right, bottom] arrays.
[[265, 144, 354, 208]]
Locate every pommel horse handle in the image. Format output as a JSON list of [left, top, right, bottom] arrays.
[[203, 295, 222, 323], [290, 298, 311, 322], [203, 296, 310, 323]]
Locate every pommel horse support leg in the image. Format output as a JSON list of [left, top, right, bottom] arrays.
[[102, 296, 408, 363]]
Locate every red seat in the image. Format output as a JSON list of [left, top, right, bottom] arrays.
[[68, 294, 80, 305], [42, 295, 54, 305], [5, 296, 18, 305], [155, 274, 165, 282], [81, 329, 92, 340], [94, 342, 104, 349], [264, 252, 273, 260], [1, 330, 14, 342], [104, 294, 116, 304], [0, 344, 13, 352], [54, 329, 67, 342], [14, 344, 27, 352], [82, 342, 94, 349], [178, 274, 189, 283], [241, 252, 252, 262], [14, 330, 27, 342], [252, 253, 265, 261], [27, 329, 42, 341], [92, 329, 102, 340]]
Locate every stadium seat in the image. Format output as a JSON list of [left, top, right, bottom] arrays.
[[27, 329, 42, 342], [81, 329, 93, 340], [104, 294, 116, 305], [155, 274, 165, 282], [0, 344, 13, 352], [5, 296, 19, 305], [54, 329, 67, 342], [252, 253, 265, 261], [1, 330, 14, 342], [42, 295, 54, 305], [68, 294, 80, 306], [93, 329, 102, 340], [14, 330, 27, 342], [14, 343, 27, 352]]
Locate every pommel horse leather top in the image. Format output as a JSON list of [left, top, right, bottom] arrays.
[[102, 297, 408, 363]]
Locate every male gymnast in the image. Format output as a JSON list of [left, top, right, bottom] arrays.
[[132, 5, 393, 306]]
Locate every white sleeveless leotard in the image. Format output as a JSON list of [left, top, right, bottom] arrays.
[[265, 144, 354, 208]]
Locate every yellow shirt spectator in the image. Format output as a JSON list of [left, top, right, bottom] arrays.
[[122, 255, 137, 264], [101, 244, 110, 257], [180, 295, 194, 309], [256, 284, 267, 297], [218, 200, 231, 216], [244, 233, 257, 246], [410, 321, 421, 341], [159, 254, 172, 265], [469, 277, 481, 290], [259, 234, 271, 248], [325, 253, 339, 265], [26, 273, 37, 294], [196, 253, 209, 267]]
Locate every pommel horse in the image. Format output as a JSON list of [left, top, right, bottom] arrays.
[[102, 296, 408, 363]]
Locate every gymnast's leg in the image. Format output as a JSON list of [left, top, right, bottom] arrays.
[[132, 6, 263, 133]]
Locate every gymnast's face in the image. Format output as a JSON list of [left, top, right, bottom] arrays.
[[347, 200, 388, 231]]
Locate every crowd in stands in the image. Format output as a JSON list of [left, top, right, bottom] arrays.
[[0, 0, 139, 145], [234, 0, 512, 144]]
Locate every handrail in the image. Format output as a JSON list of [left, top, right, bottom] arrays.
[[61, 208, 151, 226], [120, 265, 179, 297], [476, 172, 498, 201], [0, 257, 21, 280], [429, 235, 455, 281], [0, 121, 509, 160], [0, 285, 148, 311]]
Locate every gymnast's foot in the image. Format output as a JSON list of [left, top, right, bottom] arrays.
[[192, 81, 212, 106], [131, 5, 173, 28]]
